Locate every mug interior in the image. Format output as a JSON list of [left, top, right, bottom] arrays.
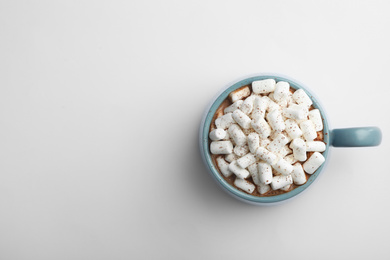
[[201, 74, 330, 204]]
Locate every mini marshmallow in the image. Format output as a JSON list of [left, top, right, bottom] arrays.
[[234, 177, 255, 194], [257, 183, 271, 195], [271, 175, 293, 190], [209, 129, 227, 141], [280, 184, 292, 191], [267, 109, 286, 132], [229, 160, 250, 179], [283, 104, 309, 120], [247, 132, 260, 154], [224, 100, 243, 114], [278, 145, 292, 158], [252, 96, 268, 121], [258, 162, 273, 185], [306, 141, 326, 152], [303, 152, 325, 174], [284, 119, 303, 139], [292, 89, 313, 107], [273, 158, 294, 176], [291, 163, 306, 185], [232, 109, 252, 129], [229, 86, 251, 103], [251, 117, 272, 139], [308, 109, 323, 131], [210, 141, 234, 154], [228, 124, 247, 146], [300, 120, 317, 141], [290, 138, 307, 161], [252, 79, 276, 94], [267, 133, 290, 154], [240, 95, 255, 115], [215, 113, 235, 129], [237, 153, 257, 169], [284, 154, 298, 165], [234, 145, 249, 157], [248, 163, 260, 185], [255, 147, 278, 165], [259, 138, 271, 148], [274, 81, 290, 102], [225, 153, 238, 163], [216, 157, 233, 177], [262, 96, 280, 112]]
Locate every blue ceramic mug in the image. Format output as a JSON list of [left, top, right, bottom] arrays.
[[199, 74, 382, 205]]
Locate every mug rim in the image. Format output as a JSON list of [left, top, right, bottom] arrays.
[[200, 73, 331, 204]]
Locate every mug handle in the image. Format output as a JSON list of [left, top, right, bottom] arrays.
[[331, 127, 382, 147]]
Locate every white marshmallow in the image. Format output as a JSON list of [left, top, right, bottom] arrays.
[[209, 129, 227, 141], [228, 124, 247, 146], [234, 144, 249, 157], [229, 160, 250, 179], [259, 138, 271, 148], [224, 100, 243, 114], [291, 163, 306, 185], [210, 141, 234, 154], [274, 81, 290, 102], [280, 184, 292, 191], [277, 145, 292, 158], [216, 157, 233, 177], [240, 95, 255, 115], [229, 86, 251, 103], [247, 133, 260, 154], [283, 104, 309, 120], [267, 109, 286, 132], [255, 147, 278, 165], [306, 141, 326, 152], [267, 133, 290, 154], [271, 175, 293, 190], [292, 89, 313, 107], [252, 79, 276, 94], [257, 183, 271, 195], [232, 109, 252, 129], [303, 152, 325, 174], [263, 96, 280, 112], [225, 153, 238, 163], [252, 96, 268, 120], [215, 113, 235, 129], [273, 158, 294, 176], [251, 117, 272, 139], [290, 138, 307, 162], [284, 154, 298, 165], [258, 162, 273, 185], [237, 153, 257, 169], [285, 119, 303, 139], [234, 177, 255, 194], [308, 109, 323, 131], [300, 120, 317, 141], [248, 163, 260, 185]]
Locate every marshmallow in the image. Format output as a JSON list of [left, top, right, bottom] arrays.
[[258, 162, 273, 184], [240, 95, 255, 115], [215, 113, 235, 129], [224, 100, 243, 114], [274, 81, 290, 102], [267, 133, 290, 154], [292, 89, 312, 107], [229, 160, 250, 179], [252, 96, 268, 120], [228, 124, 247, 146], [262, 96, 280, 112], [273, 158, 294, 176], [247, 133, 260, 154], [290, 138, 307, 161], [234, 177, 255, 194], [306, 141, 326, 152], [271, 175, 293, 190], [257, 183, 271, 195], [291, 163, 306, 185], [251, 117, 272, 139], [237, 153, 257, 169], [225, 153, 238, 163], [308, 109, 323, 131], [284, 119, 303, 139], [280, 184, 292, 191], [255, 147, 278, 165], [216, 157, 233, 177], [283, 104, 309, 121], [300, 120, 317, 141], [229, 86, 251, 103], [209, 129, 227, 141], [252, 79, 276, 94], [259, 138, 271, 148], [278, 145, 292, 158], [267, 109, 286, 132], [234, 144, 249, 157], [210, 141, 234, 154], [232, 109, 252, 129], [248, 163, 260, 185], [284, 154, 298, 165], [303, 152, 325, 174]]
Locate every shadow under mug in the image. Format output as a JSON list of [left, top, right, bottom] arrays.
[[199, 74, 382, 205]]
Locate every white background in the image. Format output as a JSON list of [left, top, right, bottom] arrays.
[[0, 1, 389, 259]]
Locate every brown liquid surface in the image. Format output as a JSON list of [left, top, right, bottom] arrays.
[[209, 84, 325, 197]]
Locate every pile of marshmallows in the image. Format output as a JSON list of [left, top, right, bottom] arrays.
[[209, 79, 326, 195]]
